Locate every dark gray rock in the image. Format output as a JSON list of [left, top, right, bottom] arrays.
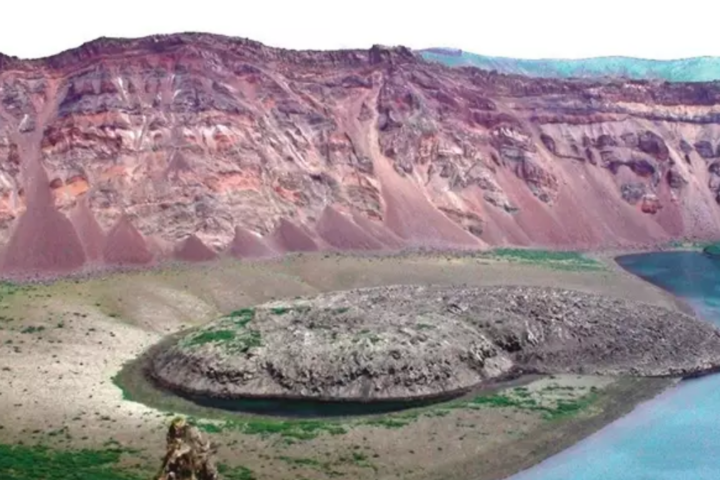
[[695, 140, 717, 159], [621, 183, 647, 204], [637, 131, 670, 161]]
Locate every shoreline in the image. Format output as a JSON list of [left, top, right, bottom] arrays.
[[117, 337, 682, 480], [467, 247, 716, 480], [0, 239, 710, 286], [117, 329, 539, 418], [0, 247, 713, 480], [457, 377, 678, 480]]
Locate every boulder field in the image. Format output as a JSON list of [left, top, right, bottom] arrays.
[[149, 285, 720, 402]]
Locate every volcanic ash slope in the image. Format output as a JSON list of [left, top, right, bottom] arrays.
[[150, 285, 720, 402]]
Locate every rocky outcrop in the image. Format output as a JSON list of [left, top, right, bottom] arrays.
[[2, 33, 720, 275], [150, 285, 720, 402], [155, 416, 218, 480]]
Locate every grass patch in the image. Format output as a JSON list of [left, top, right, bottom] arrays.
[[277, 451, 375, 476], [227, 308, 255, 328], [180, 308, 262, 353], [269, 305, 312, 316], [482, 248, 603, 271], [458, 388, 598, 420], [0, 443, 147, 480], [228, 330, 263, 354], [415, 323, 436, 330], [217, 463, 256, 480], [185, 329, 236, 347], [193, 417, 348, 441], [20, 326, 46, 334], [277, 456, 323, 467], [360, 385, 598, 430], [669, 240, 715, 250], [361, 417, 415, 429]]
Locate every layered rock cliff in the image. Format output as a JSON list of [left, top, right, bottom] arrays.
[[2, 33, 720, 273]]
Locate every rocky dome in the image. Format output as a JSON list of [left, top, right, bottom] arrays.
[[149, 285, 720, 402]]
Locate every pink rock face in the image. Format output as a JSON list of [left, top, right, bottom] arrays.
[[0, 31, 718, 276], [268, 218, 319, 253], [69, 195, 106, 262], [2, 164, 86, 274], [174, 234, 218, 262], [102, 216, 153, 266], [316, 206, 385, 251], [2, 204, 86, 274], [351, 213, 406, 249], [228, 226, 275, 259], [146, 235, 174, 259]]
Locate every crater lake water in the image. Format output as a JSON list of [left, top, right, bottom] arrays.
[[507, 251, 720, 480]]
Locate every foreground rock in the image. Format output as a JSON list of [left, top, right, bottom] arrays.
[[150, 285, 720, 402], [155, 417, 218, 480]]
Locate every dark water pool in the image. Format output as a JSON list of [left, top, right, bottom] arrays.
[[163, 387, 462, 418], [507, 251, 720, 480]]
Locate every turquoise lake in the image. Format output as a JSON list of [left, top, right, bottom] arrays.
[[507, 251, 720, 480]]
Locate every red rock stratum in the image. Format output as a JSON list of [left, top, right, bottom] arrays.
[[2, 33, 720, 274]]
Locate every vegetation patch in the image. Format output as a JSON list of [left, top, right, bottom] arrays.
[[185, 329, 236, 347], [269, 306, 312, 316], [192, 417, 348, 441], [448, 385, 598, 420], [358, 384, 598, 430], [227, 308, 256, 328], [178, 307, 263, 353], [482, 248, 603, 271], [0, 442, 148, 480], [0, 281, 36, 303], [217, 463, 257, 480], [277, 451, 375, 476], [668, 240, 714, 250], [20, 326, 46, 334]]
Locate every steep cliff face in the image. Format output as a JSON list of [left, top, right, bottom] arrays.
[[1, 33, 720, 274]]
